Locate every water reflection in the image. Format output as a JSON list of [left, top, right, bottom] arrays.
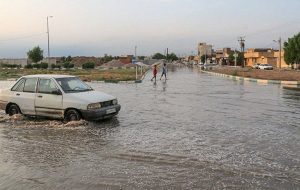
[[162, 81, 167, 91]]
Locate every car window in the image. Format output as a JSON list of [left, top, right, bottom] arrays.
[[11, 79, 25, 92], [23, 78, 38, 93], [38, 79, 59, 94], [56, 77, 93, 93]]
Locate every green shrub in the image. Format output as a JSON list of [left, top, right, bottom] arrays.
[[51, 64, 61, 69], [63, 62, 75, 69], [82, 62, 95, 69], [40, 62, 48, 69], [33, 63, 41, 69], [25, 64, 33, 69], [0, 64, 21, 68]]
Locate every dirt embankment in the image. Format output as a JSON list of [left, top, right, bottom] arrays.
[[211, 67, 300, 81]]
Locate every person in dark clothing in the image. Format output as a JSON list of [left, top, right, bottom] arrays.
[[151, 65, 158, 82]]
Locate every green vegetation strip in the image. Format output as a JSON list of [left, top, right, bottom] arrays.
[[0, 68, 148, 82]]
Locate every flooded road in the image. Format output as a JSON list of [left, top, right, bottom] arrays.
[[0, 67, 299, 189]]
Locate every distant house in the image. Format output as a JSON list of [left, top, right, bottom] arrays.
[[244, 48, 288, 68], [215, 48, 233, 65], [119, 55, 133, 64]]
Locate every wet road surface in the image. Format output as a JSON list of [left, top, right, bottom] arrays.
[[0, 67, 299, 189]]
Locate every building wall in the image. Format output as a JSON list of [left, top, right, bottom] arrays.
[[40, 58, 57, 65], [244, 48, 288, 68], [0, 58, 57, 67], [119, 55, 133, 64], [198, 43, 212, 57], [0, 59, 28, 67]]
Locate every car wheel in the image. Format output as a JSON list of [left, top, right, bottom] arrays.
[[8, 104, 21, 116], [65, 109, 81, 122]]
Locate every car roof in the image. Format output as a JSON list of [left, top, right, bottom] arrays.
[[22, 74, 77, 79]]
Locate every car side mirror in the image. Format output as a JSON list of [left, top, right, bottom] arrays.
[[52, 89, 62, 95]]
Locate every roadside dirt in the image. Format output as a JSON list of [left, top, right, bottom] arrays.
[[211, 67, 300, 81]]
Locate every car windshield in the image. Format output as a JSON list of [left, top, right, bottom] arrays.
[[55, 77, 93, 93]]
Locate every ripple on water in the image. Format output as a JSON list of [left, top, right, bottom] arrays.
[[0, 113, 88, 128]]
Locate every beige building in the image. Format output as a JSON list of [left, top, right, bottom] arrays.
[[244, 48, 288, 68], [198, 42, 213, 57], [215, 48, 233, 64]]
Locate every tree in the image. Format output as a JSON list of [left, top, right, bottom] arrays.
[[60, 56, 66, 62], [102, 54, 114, 63], [284, 32, 300, 69], [228, 53, 234, 64], [167, 53, 179, 61], [152, 53, 166, 60], [228, 52, 243, 66], [66, 55, 72, 62], [237, 53, 244, 66], [200, 55, 206, 63], [27, 46, 43, 63], [82, 62, 95, 69]]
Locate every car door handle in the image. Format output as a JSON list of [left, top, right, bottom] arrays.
[[16, 93, 20, 96], [37, 95, 43, 98]]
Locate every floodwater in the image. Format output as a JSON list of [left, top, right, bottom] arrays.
[[0, 67, 299, 189]]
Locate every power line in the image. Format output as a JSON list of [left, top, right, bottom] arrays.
[[217, 19, 300, 48]]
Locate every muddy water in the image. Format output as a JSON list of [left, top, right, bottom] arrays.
[[0, 67, 299, 189]]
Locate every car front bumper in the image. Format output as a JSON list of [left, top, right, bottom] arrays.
[[80, 104, 121, 121]]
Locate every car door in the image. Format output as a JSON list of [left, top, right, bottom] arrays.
[[35, 78, 63, 118], [10, 77, 37, 115]]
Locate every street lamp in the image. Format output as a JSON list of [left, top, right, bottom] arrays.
[[47, 16, 53, 65], [273, 37, 282, 69]]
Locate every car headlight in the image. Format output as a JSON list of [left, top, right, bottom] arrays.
[[112, 99, 118, 105], [87, 103, 101, 110]]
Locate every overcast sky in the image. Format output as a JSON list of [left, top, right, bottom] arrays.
[[0, 0, 299, 58]]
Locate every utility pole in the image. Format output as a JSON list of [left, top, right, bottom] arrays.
[[134, 45, 137, 58], [279, 37, 282, 69], [274, 37, 282, 69], [238, 36, 245, 67], [234, 50, 238, 67], [47, 16, 53, 65]]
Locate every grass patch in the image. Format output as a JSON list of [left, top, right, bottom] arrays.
[[0, 68, 148, 81]]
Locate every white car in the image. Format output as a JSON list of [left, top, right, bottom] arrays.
[[0, 75, 121, 121], [258, 64, 273, 70], [252, 63, 261, 69]]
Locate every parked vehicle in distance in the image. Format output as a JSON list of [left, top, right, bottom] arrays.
[[258, 64, 273, 70], [252, 63, 261, 69], [0, 75, 121, 121]]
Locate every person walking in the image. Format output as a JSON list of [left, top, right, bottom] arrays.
[[151, 65, 158, 82], [160, 63, 167, 80]]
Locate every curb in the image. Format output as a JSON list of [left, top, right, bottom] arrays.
[[91, 80, 142, 84], [201, 70, 300, 85]]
